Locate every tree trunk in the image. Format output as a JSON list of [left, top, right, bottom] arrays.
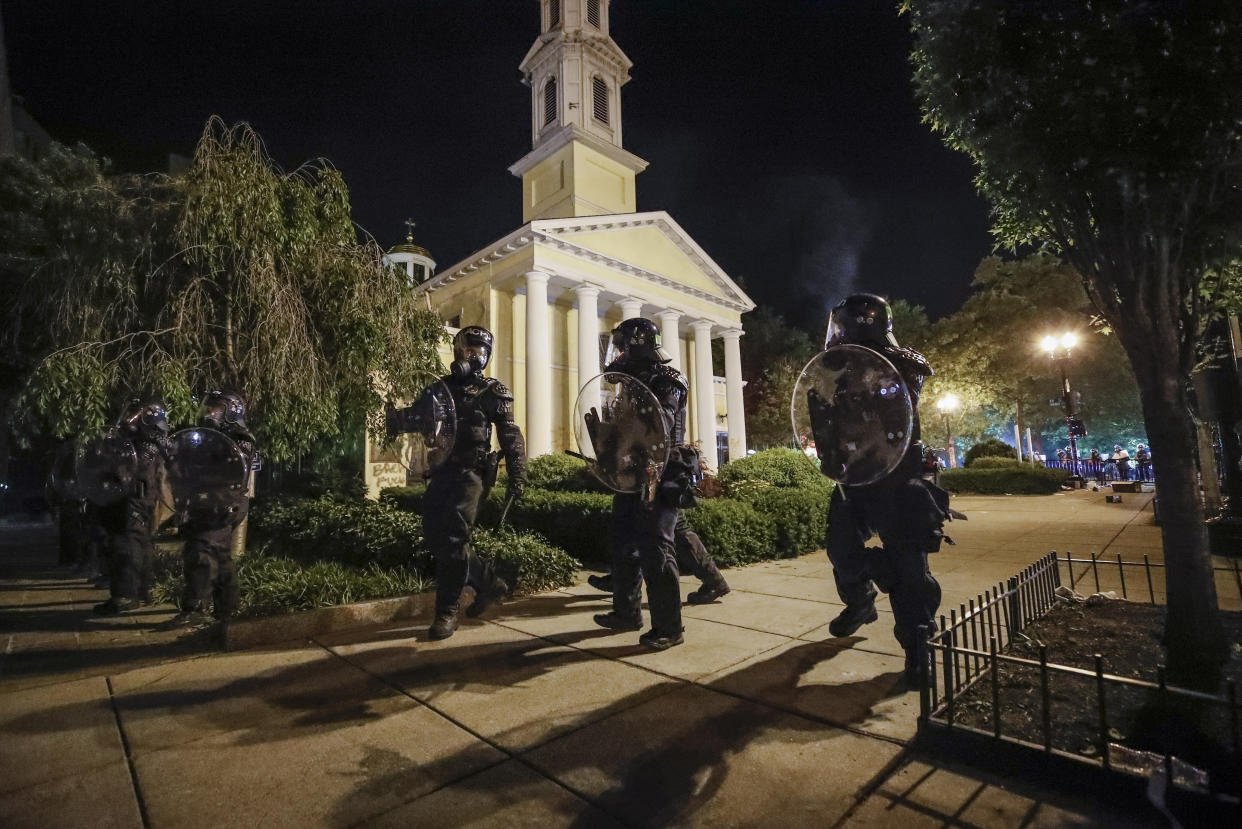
[[1197, 421, 1223, 516], [1137, 382, 1227, 686]]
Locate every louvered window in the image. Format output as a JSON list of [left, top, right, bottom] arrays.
[[587, 0, 601, 28], [544, 76, 558, 126], [549, 0, 560, 28], [592, 76, 609, 125]]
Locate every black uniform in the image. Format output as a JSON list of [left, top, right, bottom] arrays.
[[604, 358, 692, 641], [819, 295, 948, 678], [97, 432, 172, 604], [179, 422, 256, 619], [421, 372, 526, 617]]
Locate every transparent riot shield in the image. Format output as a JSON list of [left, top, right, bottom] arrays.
[[791, 344, 914, 486], [74, 430, 138, 505], [573, 371, 671, 494], [384, 380, 456, 476], [168, 427, 249, 524]]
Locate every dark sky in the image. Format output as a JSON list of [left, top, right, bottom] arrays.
[[4, 0, 993, 332]]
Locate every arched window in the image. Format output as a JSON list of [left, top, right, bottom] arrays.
[[544, 76, 558, 127], [587, 0, 601, 28], [592, 76, 609, 125], [549, 0, 561, 29]]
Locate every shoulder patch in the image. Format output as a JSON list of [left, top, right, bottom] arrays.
[[891, 346, 934, 378], [651, 364, 689, 394], [484, 378, 514, 400]]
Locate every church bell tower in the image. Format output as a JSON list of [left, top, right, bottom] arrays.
[[508, 0, 649, 222]]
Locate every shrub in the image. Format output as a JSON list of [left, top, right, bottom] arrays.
[[970, 456, 1022, 469], [473, 527, 578, 593], [717, 447, 824, 491], [685, 498, 778, 567], [149, 548, 430, 618], [748, 485, 832, 557], [379, 485, 425, 513], [250, 496, 430, 571], [964, 438, 1018, 467], [520, 453, 609, 492], [940, 465, 1069, 495], [495, 489, 614, 562]]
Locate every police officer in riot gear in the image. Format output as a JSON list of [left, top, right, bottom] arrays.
[[587, 512, 730, 604], [592, 318, 694, 650], [161, 389, 257, 631], [388, 325, 526, 641], [94, 397, 173, 615], [819, 294, 947, 682]]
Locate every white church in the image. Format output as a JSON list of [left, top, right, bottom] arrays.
[[366, 0, 755, 497]]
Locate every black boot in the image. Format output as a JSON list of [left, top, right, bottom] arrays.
[[639, 628, 684, 651], [466, 578, 508, 618], [828, 602, 878, 637], [157, 608, 214, 631], [428, 610, 459, 640], [686, 580, 730, 605], [586, 573, 613, 593], [94, 597, 141, 616], [593, 611, 642, 631]]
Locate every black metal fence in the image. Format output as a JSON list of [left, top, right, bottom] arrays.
[[918, 551, 1241, 793], [1043, 459, 1155, 482]]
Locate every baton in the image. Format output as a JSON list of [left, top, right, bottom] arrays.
[[498, 489, 518, 529], [563, 450, 590, 462]]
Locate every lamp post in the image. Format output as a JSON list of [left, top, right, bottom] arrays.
[[1041, 332, 1085, 485], [936, 394, 960, 469]]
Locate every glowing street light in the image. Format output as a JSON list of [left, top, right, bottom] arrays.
[[1042, 331, 1087, 484], [936, 393, 960, 468]]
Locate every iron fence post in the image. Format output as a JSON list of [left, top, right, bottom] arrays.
[[1115, 554, 1128, 599], [917, 625, 930, 723], [1039, 644, 1051, 753], [1095, 654, 1110, 770], [1007, 576, 1022, 635], [990, 636, 1001, 739], [1144, 554, 1155, 604]]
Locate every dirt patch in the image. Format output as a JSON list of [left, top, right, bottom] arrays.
[[949, 600, 1242, 792]]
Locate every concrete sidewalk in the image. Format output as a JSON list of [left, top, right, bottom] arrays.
[[0, 490, 1193, 827]]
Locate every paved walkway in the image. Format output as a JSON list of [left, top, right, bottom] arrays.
[[0, 489, 1214, 827]]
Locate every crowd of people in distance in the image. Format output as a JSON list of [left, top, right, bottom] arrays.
[[1055, 443, 1153, 482]]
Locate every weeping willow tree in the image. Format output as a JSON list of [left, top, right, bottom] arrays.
[[0, 118, 444, 471]]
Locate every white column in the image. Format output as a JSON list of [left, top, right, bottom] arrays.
[[574, 285, 601, 446], [722, 328, 746, 463], [691, 320, 718, 472], [525, 271, 552, 457], [656, 310, 682, 373], [618, 298, 643, 321]]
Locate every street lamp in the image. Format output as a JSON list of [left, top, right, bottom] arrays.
[[936, 394, 960, 468], [1042, 332, 1086, 485]]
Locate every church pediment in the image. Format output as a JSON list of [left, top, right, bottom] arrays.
[[531, 212, 755, 311]]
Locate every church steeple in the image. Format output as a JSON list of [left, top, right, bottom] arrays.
[[508, 0, 648, 222]]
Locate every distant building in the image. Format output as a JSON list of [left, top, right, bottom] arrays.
[[365, 0, 754, 497]]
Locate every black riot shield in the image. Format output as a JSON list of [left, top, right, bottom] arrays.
[[385, 380, 456, 475], [74, 430, 138, 505], [573, 371, 671, 495], [791, 344, 914, 486], [168, 427, 249, 524]]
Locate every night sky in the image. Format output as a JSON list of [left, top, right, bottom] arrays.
[[4, 0, 993, 332]]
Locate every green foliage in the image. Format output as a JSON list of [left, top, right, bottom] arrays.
[[472, 527, 578, 594], [748, 486, 830, 558], [684, 499, 778, 568], [0, 120, 446, 464], [717, 447, 825, 491], [521, 453, 607, 492], [249, 496, 431, 571], [970, 456, 1023, 470], [964, 438, 1018, 467], [940, 465, 1069, 495], [486, 490, 614, 562], [739, 307, 818, 449], [149, 548, 429, 618]]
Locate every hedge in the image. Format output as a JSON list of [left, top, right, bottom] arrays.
[[748, 486, 830, 557], [940, 465, 1070, 494], [964, 438, 1019, 467], [717, 447, 823, 491], [149, 495, 580, 617], [970, 456, 1023, 470], [684, 498, 779, 567]]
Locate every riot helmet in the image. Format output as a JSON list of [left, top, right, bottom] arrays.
[[117, 397, 169, 440], [200, 389, 247, 430], [825, 294, 899, 349], [606, 318, 667, 368], [451, 326, 493, 379]]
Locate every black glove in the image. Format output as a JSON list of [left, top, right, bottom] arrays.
[[508, 479, 525, 501]]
